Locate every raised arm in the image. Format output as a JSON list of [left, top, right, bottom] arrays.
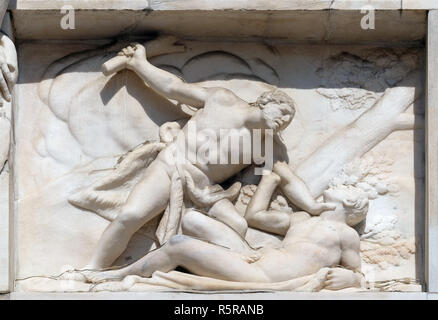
[[245, 173, 291, 236], [110, 43, 208, 108], [273, 161, 335, 215]]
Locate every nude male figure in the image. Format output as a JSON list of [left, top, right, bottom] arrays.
[[85, 43, 335, 269], [87, 173, 366, 291]]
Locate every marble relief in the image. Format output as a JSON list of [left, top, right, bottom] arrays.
[[14, 35, 424, 292], [0, 0, 17, 184]]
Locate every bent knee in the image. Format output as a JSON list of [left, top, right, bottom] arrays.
[[228, 214, 248, 237], [116, 207, 150, 232], [168, 234, 191, 246], [181, 210, 206, 234]]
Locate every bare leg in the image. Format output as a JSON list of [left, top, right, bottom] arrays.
[[245, 173, 280, 216], [86, 161, 171, 269], [274, 161, 335, 215], [88, 235, 269, 283], [244, 173, 292, 235], [181, 210, 254, 256]]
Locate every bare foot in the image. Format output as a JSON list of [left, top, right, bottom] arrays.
[[59, 268, 88, 282], [90, 270, 127, 283], [64, 269, 125, 283]]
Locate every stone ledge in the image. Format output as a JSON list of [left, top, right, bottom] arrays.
[[11, 0, 148, 10], [8, 0, 438, 11], [428, 293, 438, 300], [0, 293, 10, 300], [10, 9, 427, 42], [8, 291, 430, 300]]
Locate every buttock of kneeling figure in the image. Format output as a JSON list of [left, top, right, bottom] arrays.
[[181, 209, 254, 256], [180, 209, 236, 236]]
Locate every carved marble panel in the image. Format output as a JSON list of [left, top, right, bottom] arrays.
[[12, 37, 424, 293]]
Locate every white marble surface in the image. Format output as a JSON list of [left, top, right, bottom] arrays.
[[0, 1, 432, 295], [427, 10, 438, 293], [0, 170, 9, 292], [8, 291, 430, 300], [12, 38, 424, 292], [0, 5, 17, 293]]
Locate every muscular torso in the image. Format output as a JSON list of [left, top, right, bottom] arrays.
[[255, 217, 356, 282], [158, 91, 267, 183]]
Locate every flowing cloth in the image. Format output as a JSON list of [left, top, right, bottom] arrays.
[[68, 126, 241, 245], [94, 268, 335, 292]]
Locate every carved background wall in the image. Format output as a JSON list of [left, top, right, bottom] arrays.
[[14, 40, 424, 291]]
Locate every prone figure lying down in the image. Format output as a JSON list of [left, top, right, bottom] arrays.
[[85, 172, 367, 291]]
